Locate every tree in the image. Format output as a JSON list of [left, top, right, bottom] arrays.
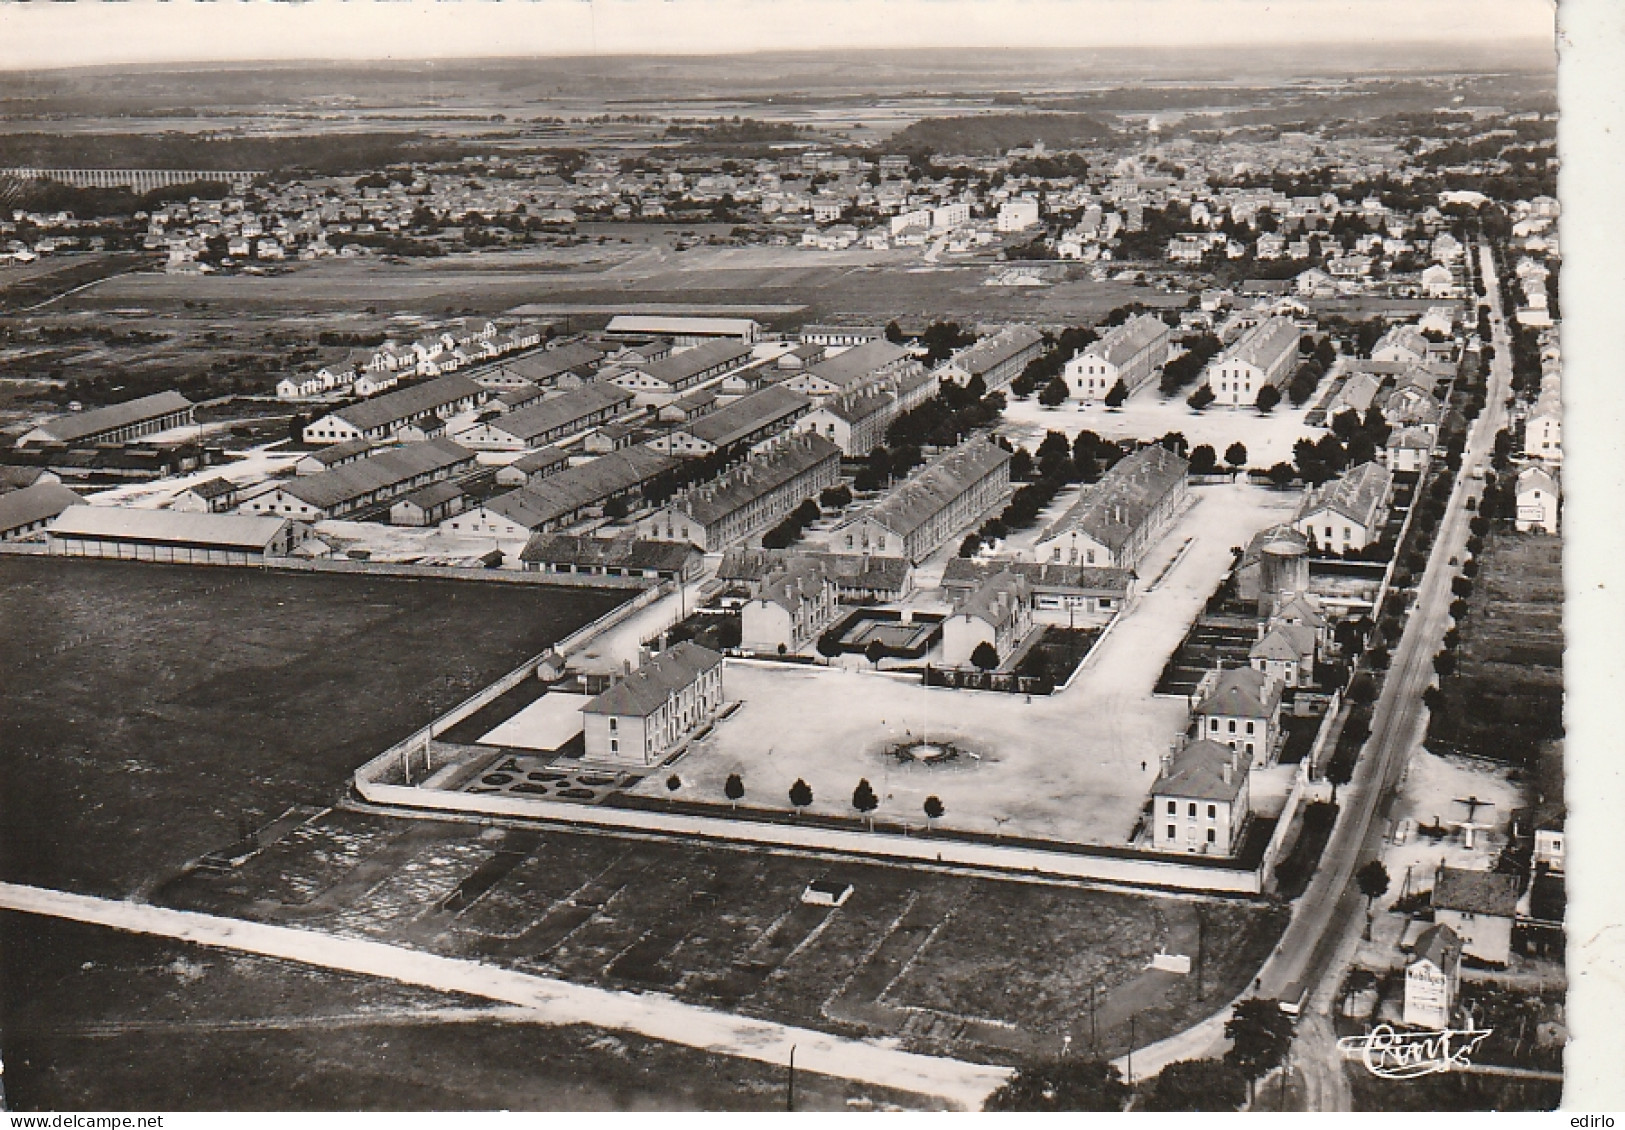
[[1144, 1059, 1248, 1112], [1356, 859, 1391, 935], [959, 533, 983, 557], [724, 773, 744, 810], [865, 638, 887, 667], [1188, 444, 1218, 476], [970, 641, 1000, 671], [1348, 671, 1378, 705], [923, 795, 945, 829], [852, 777, 880, 828], [816, 633, 843, 662], [983, 1059, 1129, 1112], [1039, 375, 1071, 407], [1187, 384, 1215, 411], [666, 773, 682, 792], [1325, 748, 1355, 803], [1255, 384, 1281, 413], [1104, 378, 1128, 409], [1225, 442, 1248, 472], [788, 778, 813, 812], [1266, 462, 1296, 489], [1223, 999, 1296, 1106]]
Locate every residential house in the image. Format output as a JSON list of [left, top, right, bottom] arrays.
[[1293, 460, 1393, 553], [1249, 619, 1318, 688], [170, 477, 238, 514], [1151, 739, 1251, 855], [1516, 466, 1560, 534], [1404, 924, 1463, 1029], [1431, 865, 1521, 965], [1193, 665, 1283, 767]]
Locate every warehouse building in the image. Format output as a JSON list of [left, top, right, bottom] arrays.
[[454, 383, 637, 451], [46, 507, 312, 565], [606, 339, 756, 406], [19, 391, 195, 448], [648, 384, 811, 457], [0, 480, 84, 540], [301, 374, 487, 445], [604, 315, 760, 346]]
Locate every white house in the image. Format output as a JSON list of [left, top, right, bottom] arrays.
[[1515, 466, 1560, 534], [939, 570, 1033, 668], [1293, 461, 1393, 554], [1193, 665, 1282, 768], [738, 560, 837, 655], [1431, 866, 1520, 966], [1205, 316, 1299, 407], [1150, 740, 1251, 855], [1404, 924, 1463, 1030], [1062, 314, 1171, 402]]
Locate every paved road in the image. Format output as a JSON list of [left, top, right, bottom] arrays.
[[0, 881, 1011, 1110], [1118, 243, 1515, 1103]]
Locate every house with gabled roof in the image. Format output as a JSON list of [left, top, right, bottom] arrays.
[[835, 437, 1011, 563], [1516, 465, 1560, 534], [1062, 314, 1172, 402], [639, 433, 840, 551], [0, 480, 84, 541], [302, 374, 486, 445], [582, 641, 725, 766], [740, 558, 838, 654], [170, 476, 238, 514], [1249, 620, 1318, 688], [1193, 665, 1283, 767], [1151, 739, 1250, 855], [1432, 865, 1521, 965], [941, 569, 1033, 668], [932, 324, 1045, 393], [1404, 924, 1463, 1029], [1293, 460, 1393, 553], [779, 339, 914, 399], [647, 384, 810, 457], [1033, 443, 1189, 571], [1205, 316, 1300, 407]]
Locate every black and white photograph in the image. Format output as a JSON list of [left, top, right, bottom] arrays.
[[0, 0, 1618, 1116]]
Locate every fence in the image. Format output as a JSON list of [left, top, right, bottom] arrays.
[[350, 778, 1265, 894]]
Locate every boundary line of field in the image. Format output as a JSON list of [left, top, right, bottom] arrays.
[[0, 882, 1010, 1109]]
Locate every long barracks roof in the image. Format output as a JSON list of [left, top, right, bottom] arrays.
[[859, 437, 1011, 541], [280, 438, 473, 512], [49, 506, 291, 551], [1038, 443, 1188, 554], [678, 384, 809, 449], [520, 533, 696, 574], [816, 384, 897, 426], [666, 433, 839, 529], [1153, 739, 1248, 804], [799, 340, 910, 391], [494, 342, 605, 383], [26, 391, 194, 445], [483, 447, 678, 531], [1082, 314, 1170, 368], [627, 339, 756, 388], [941, 556, 1133, 596], [1217, 315, 1299, 371], [937, 324, 1044, 378], [0, 480, 83, 532], [482, 383, 635, 443], [329, 374, 485, 433], [584, 640, 724, 718], [606, 315, 758, 338]]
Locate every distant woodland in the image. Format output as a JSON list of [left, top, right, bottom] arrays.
[[887, 113, 1114, 156]]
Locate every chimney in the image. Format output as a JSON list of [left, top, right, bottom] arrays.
[[1159, 750, 1172, 775], [1222, 759, 1233, 785], [622, 657, 634, 677]]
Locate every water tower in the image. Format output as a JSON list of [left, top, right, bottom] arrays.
[[1258, 535, 1310, 618]]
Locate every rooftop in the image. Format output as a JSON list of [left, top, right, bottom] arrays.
[[584, 640, 724, 719]]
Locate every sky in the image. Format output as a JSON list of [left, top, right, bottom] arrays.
[[0, 0, 1554, 71]]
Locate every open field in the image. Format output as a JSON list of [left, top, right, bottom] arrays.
[[1425, 532, 1563, 765], [53, 243, 1180, 329], [0, 557, 625, 897], [641, 480, 1303, 842], [0, 910, 934, 1112], [158, 810, 1287, 1065]]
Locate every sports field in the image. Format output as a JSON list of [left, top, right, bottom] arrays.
[[0, 557, 625, 897]]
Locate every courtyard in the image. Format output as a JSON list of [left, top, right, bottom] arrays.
[[636, 480, 1304, 844]]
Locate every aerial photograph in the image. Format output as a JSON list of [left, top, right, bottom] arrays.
[[0, 0, 1602, 1115]]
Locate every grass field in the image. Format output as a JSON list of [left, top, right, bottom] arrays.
[[55, 243, 1177, 330], [0, 910, 935, 1112], [0, 557, 625, 897], [159, 810, 1288, 1066]]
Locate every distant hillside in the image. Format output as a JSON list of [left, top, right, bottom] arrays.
[[886, 112, 1114, 156]]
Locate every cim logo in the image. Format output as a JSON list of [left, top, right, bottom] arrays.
[[1337, 1024, 1494, 1078]]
